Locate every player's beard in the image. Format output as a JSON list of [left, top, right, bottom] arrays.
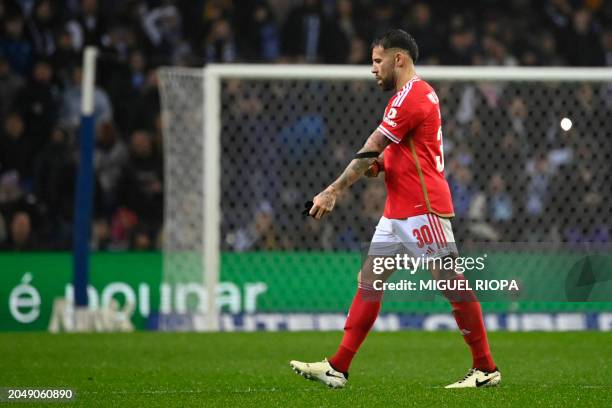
[[381, 72, 395, 91]]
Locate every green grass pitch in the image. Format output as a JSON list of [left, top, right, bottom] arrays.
[[1, 331, 611, 407]]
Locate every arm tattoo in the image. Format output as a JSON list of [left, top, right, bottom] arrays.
[[330, 158, 372, 191], [329, 130, 391, 193]]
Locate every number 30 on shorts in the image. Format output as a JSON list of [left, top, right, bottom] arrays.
[[412, 225, 434, 248]]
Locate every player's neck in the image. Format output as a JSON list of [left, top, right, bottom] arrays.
[[395, 68, 417, 92]]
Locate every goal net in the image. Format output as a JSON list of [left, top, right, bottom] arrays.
[[158, 65, 612, 331]]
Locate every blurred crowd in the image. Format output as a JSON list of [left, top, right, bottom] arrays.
[[220, 78, 612, 252], [0, 0, 611, 251]]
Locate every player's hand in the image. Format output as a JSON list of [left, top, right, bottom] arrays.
[[309, 188, 337, 219], [365, 159, 383, 178]]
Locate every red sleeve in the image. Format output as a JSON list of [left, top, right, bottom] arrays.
[[377, 83, 435, 144]]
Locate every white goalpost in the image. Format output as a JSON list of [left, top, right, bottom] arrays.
[[158, 64, 612, 332]]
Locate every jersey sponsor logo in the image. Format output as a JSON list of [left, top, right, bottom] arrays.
[[383, 107, 398, 127], [383, 116, 397, 127]]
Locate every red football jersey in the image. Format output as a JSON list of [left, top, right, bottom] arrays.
[[377, 76, 454, 219]]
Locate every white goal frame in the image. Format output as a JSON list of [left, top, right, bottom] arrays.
[[164, 64, 612, 331]]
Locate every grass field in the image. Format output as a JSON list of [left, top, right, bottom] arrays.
[[1, 331, 611, 407]]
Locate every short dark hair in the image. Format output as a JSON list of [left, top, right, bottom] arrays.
[[372, 29, 419, 63]]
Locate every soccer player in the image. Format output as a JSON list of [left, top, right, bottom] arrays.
[[290, 29, 501, 389]]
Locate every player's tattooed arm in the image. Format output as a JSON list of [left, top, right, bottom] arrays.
[[331, 130, 389, 190], [309, 130, 390, 219]]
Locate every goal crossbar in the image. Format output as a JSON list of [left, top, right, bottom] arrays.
[[204, 64, 612, 81]]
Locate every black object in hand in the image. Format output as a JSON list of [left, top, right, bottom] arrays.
[[302, 201, 314, 217]]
